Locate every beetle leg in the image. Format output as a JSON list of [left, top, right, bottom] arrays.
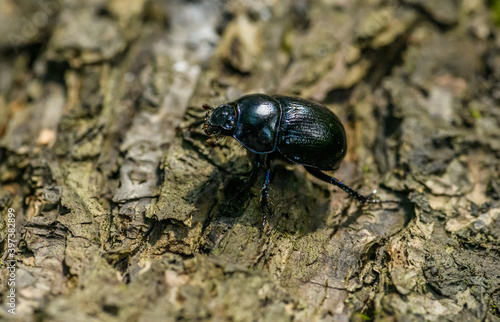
[[260, 156, 272, 227], [304, 167, 397, 204], [224, 159, 260, 212]]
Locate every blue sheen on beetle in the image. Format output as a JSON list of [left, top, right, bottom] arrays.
[[203, 93, 393, 221]]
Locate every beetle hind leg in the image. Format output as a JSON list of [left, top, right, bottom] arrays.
[[304, 167, 397, 204]]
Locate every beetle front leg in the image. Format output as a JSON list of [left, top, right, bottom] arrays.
[[259, 155, 272, 227], [224, 157, 260, 212]]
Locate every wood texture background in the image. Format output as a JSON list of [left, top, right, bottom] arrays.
[[1, 0, 499, 321]]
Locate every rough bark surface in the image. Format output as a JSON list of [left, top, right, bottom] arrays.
[[1, 0, 500, 321]]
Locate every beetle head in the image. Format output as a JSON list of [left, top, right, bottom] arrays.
[[204, 103, 237, 137]]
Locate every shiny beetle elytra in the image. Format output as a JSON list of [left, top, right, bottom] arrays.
[[203, 93, 393, 220]]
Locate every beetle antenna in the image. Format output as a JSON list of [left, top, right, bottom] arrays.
[[304, 167, 399, 204]]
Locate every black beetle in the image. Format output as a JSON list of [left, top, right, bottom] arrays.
[[203, 94, 392, 220]]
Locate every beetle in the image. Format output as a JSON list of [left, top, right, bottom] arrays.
[[203, 93, 393, 222]]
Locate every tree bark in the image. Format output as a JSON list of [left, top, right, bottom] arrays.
[[1, 0, 499, 321]]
